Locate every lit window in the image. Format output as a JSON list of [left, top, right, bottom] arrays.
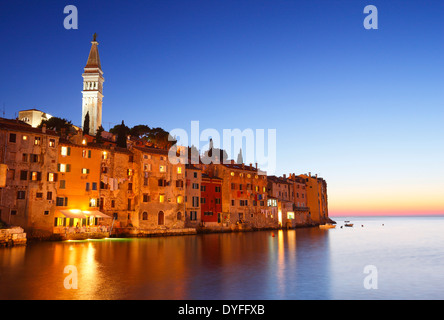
[[231, 172, 235, 176], [102, 151, 108, 160], [82, 168, 89, 174], [22, 135, 28, 141], [34, 137, 41, 145], [177, 196, 183, 204], [89, 198, 97, 207], [82, 139, 87, 145], [59, 164, 66, 172], [49, 139, 55, 147], [287, 212, 295, 220], [247, 174, 251, 178], [48, 173, 55, 182], [159, 194, 165, 203], [177, 167, 182, 174], [160, 165, 166, 173], [61, 146, 68, 156]]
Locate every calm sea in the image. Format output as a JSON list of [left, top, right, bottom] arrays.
[[0, 216, 443, 300]]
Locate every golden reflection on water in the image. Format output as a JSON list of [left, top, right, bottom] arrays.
[[0, 231, 330, 300]]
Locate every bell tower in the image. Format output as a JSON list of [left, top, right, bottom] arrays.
[[82, 33, 104, 135]]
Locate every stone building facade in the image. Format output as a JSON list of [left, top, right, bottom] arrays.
[[0, 118, 59, 237]]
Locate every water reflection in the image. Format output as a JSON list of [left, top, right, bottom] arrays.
[[0, 230, 331, 300]]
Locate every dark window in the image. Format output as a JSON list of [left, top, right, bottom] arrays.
[[20, 170, 28, 180], [9, 133, 16, 143], [142, 212, 148, 220], [44, 210, 49, 216], [36, 192, 43, 199], [56, 197, 67, 206], [11, 210, 17, 216], [143, 194, 150, 202], [47, 191, 53, 200], [92, 182, 97, 190], [56, 197, 64, 206], [17, 191, 26, 199]]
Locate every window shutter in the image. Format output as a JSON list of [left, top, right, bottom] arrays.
[[64, 197, 68, 206], [67, 147, 71, 156], [57, 164, 60, 172], [88, 150, 91, 158], [66, 164, 71, 172]]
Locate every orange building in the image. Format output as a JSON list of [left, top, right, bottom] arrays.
[[298, 173, 329, 224]]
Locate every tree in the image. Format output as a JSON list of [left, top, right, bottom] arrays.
[[115, 120, 129, 148], [83, 112, 90, 136], [129, 124, 151, 139], [95, 125, 104, 144], [38, 116, 74, 133]]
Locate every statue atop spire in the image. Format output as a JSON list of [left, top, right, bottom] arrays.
[[93, 32, 97, 42]]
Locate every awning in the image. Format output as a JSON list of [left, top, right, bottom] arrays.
[[82, 210, 112, 218], [59, 210, 88, 219]]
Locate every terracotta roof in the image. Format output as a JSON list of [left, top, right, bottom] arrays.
[[186, 163, 202, 170], [132, 145, 169, 155], [0, 118, 58, 136], [201, 173, 222, 180], [268, 175, 291, 184]]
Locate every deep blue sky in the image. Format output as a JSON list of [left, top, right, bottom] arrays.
[[1, 0, 443, 213]]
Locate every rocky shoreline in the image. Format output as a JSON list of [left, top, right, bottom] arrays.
[[0, 226, 27, 247]]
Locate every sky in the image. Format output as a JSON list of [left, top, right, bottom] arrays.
[[0, 0, 443, 216]]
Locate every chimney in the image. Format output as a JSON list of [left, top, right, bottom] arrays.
[[249, 163, 252, 169], [283, 174, 286, 179], [242, 163, 245, 169], [42, 123, 46, 133], [309, 172, 311, 177], [255, 163, 258, 169]]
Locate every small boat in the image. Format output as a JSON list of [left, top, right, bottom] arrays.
[[319, 223, 336, 229], [344, 223, 353, 227]]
